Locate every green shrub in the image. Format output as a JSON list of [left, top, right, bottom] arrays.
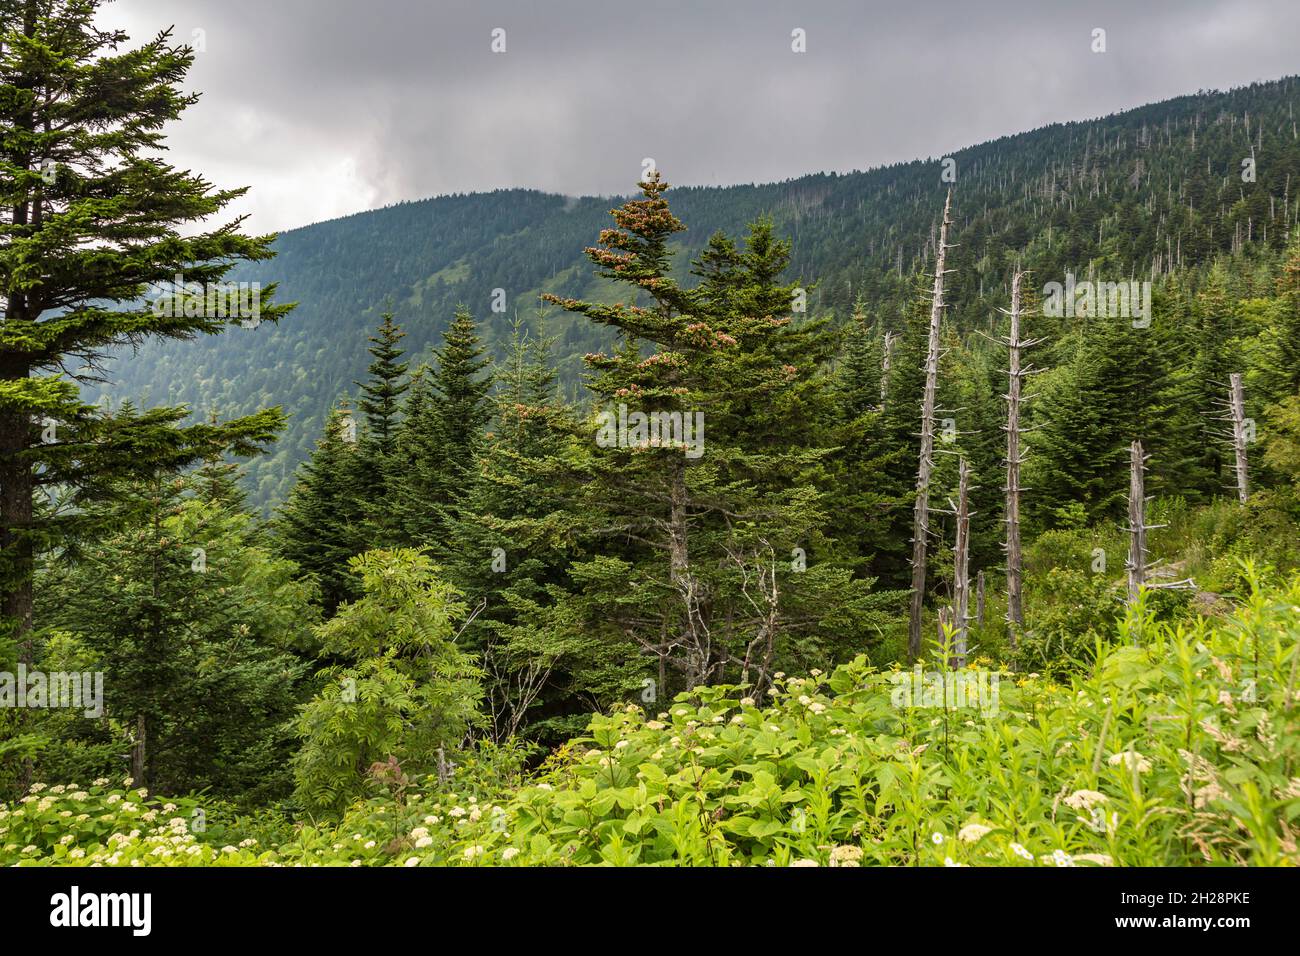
[[1016, 568, 1122, 677], [7, 576, 1299, 867]]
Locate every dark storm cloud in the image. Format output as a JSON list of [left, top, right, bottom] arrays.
[[103, 0, 1300, 231]]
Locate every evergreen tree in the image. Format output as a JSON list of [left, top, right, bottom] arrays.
[[353, 310, 408, 542], [276, 403, 364, 614], [0, 0, 292, 655], [395, 305, 491, 546], [543, 174, 899, 694], [1028, 303, 1179, 526], [444, 320, 627, 742], [824, 306, 911, 584], [872, 271, 941, 587], [1255, 237, 1300, 404], [36, 467, 317, 798], [355, 310, 409, 461], [1178, 265, 1243, 499]]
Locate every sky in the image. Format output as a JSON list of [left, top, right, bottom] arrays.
[[99, 0, 1300, 234]]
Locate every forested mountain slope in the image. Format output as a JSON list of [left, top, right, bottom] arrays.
[[98, 76, 1300, 508]]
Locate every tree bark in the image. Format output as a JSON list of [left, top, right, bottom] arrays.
[[952, 458, 971, 667], [907, 190, 953, 661], [880, 331, 896, 410], [667, 454, 706, 687], [1126, 440, 1148, 606], [1004, 270, 1027, 647], [0, 403, 34, 661], [1228, 373, 1249, 504]]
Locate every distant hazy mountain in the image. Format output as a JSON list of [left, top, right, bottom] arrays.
[[97, 76, 1300, 509]]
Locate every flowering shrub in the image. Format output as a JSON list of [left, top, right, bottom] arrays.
[[0, 779, 267, 866], [5, 577, 1298, 867]]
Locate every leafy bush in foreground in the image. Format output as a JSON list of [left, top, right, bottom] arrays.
[[5, 575, 1298, 867]]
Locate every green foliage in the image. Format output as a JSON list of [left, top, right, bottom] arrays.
[[9, 576, 1299, 867], [536, 176, 904, 697], [28, 470, 318, 803], [275, 403, 367, 614], [1016, 568, 1122, 678], [291, 549, 484, 818], [95, 78, 1300, 512], [0, 0, 293, 642], [393, 305, 492, 545], [11, 0, 1300, 871]]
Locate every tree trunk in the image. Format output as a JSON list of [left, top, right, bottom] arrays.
[[1004, 270, 1027, 647], [952, 458, 971, 667], [667, 454, 706, 686], [907, 190, 953, 661], [1126, 440, 1148, 606], [1228, 372, 1250, 504], [880, 331, 897, 410]]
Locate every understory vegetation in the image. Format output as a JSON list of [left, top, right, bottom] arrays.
[[6, 570, 1298, 867]]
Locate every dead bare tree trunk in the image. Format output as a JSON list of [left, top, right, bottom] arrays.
[[1228, 372, 1250, 504], [907, 189, 953, 661], [1126, 440, 1148, 605], [1001, 270, 1036, 649], [667, 454, 708, 687], [952, 458, 972, 667], [975, 570, 985, 628]]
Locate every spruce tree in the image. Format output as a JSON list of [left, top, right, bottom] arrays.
[[1028, 304, 1178, 525], [1256, 237, 1300, 404], [353, 310, 408, 542], [36, 467, 316, 796], [544, 174, 898, 694], [355, 310, 408, 461], [395, 305, 491, 546], [441, 321, 616, 742], [825, 308, 912, 588], [276, 403, 364, 614], [0, 0, 292, 652], [1179, 266, 1243, 498]]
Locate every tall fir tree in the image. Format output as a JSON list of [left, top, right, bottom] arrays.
[[395, 305, 491, 547], [825, 305, 911, 585], [353, 309, 408, 542], [1028, 300, 1180, 526], [35, 466, 316, 798], [276, 403, 364, 614], [0, 0, 291, 656], [1255, 236, 1300, 404], [355, 310, 408, 461], [543, 174, 899, 694]]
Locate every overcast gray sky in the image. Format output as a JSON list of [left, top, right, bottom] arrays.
[[100, 0, 1300, 233]]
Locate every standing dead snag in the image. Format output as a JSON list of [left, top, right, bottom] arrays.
[[999, 270, 1039, 649], [1228, 373, 1250, 504], [880, 330, 897, 410], [1125, 440, 1195, 612], [951, 458, 972, 667], [907, 190, 954, 661], [1126, 440, 1149, 604], [975, 570, 985, 627]]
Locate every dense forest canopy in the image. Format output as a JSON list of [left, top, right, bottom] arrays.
[[94, 76, 1300, 510], [2, 0, 1300, 881]]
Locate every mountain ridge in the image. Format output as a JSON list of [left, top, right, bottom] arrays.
[[97, 74, 1300, 508]]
